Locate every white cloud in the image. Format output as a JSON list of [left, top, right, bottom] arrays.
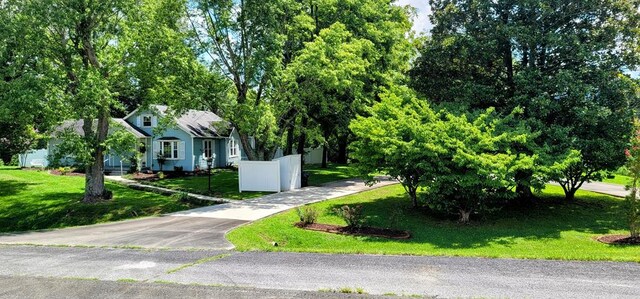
[[395, 0, 433, 34]]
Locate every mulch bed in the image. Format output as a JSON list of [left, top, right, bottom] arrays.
[[129, 172, 158, 180], [295, 222, 411, 239], [596, 234, 640, 245], [49, 170, 85, 176]]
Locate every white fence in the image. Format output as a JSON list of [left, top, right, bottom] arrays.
[[272, 147, 325, 165], [238, 154, 302, 193], [304, 148, 324, 164], [275, 154, 302, 191]]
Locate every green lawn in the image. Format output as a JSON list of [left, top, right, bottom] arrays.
[[304, 164, 359, 186], [136, 164, 358, 199], [227, 184, 640, 262], [134, 169, 270, 200], [602, 174, 631, 186], [0, 167, 213, 233]]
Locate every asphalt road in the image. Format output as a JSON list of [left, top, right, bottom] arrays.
[[0, 276, 381, 299], [1, 245, 638, 298]]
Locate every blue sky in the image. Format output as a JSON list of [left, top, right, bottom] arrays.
[[394, 1, 638, 77], [396, 0, 432, 33]]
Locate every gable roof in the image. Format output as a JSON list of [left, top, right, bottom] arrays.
[[152, 105, 230, 138], [113, 119, 150, 138]]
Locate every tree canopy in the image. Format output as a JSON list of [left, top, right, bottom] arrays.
[[185, 0, 414, 163], [410, 0, 640, 199]]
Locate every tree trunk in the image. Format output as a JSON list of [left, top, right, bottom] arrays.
[[297, 116, 308, 168], [336, 134, 348, 164], [321, 144, 328, 168], [515, 170, 534, 201], [500, 8, 514, 98], [459, 209, 471, 224], [284, 123, 295, 156], [409, 188, 418, 208], [238, 132, 257, 161], [565, 189, 576, 201], [84, 158, 106, 202], [82, 114, 109, 203], [516, 182, 533, 199], [1, 153, 12, 165]]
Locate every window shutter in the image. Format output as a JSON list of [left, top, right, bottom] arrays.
[[137, 116, 141, 127], [153, 141, 160, 159], [178, 141, 185, 160]]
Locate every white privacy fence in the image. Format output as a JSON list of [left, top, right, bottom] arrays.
[[275, 154, 302, 191], [238, 154, 302, 193]]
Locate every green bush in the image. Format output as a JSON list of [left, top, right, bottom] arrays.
[[333, 205, 365, 230], [171, 191, 211, 207], [58, 167, 72, 175], [9, 155, 18, 166], [171, 191, 190, 202], [157, 171, 165, 179], [350, 86, 535, 223], [295, 206, 319, 225]]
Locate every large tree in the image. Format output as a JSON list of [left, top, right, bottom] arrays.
[[0, 0, 61, 164], [286, 0, 414, 165], [411, 0, 640, 199], [186, 0, 414, 162], [185, 0, 296, 161], [284, 23, 375, 167], [25, 0, 191, 202]]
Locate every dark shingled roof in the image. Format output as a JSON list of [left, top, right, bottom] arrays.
[[153, 105, 230, 138]]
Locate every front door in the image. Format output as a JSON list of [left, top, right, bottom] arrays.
[[139, 139, 149, 169]]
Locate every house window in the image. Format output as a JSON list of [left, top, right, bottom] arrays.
[[203, 140, 213, 158], [142, 115, 152, 127], [160, 140, 179, 159], [229, 138, 238, 157]]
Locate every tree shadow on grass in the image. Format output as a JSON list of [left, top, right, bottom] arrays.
[[0, 185, 195, 233], [0, 179, 37, 197], [324, 192, 627, 249]]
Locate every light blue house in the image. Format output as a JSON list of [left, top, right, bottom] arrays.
[[124, 105, 242, 171], [50, 105, 243, 172]]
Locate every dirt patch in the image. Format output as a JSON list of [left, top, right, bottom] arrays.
[[597, 234, 640, 245], [295, 222, 410, 239]]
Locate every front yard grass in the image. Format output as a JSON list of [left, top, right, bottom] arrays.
[[0, 167, 213, 233], [602, 174, 631, 186], [132, 169, 270, 200], [227, 184, 640, 262], [304, 164, 359, 186]]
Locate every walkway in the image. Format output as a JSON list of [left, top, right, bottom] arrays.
[[0, 178, 398, 250], [578, 181, 627, 198], [105, 176, 232, 203], [171, 178, 398, 221]]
